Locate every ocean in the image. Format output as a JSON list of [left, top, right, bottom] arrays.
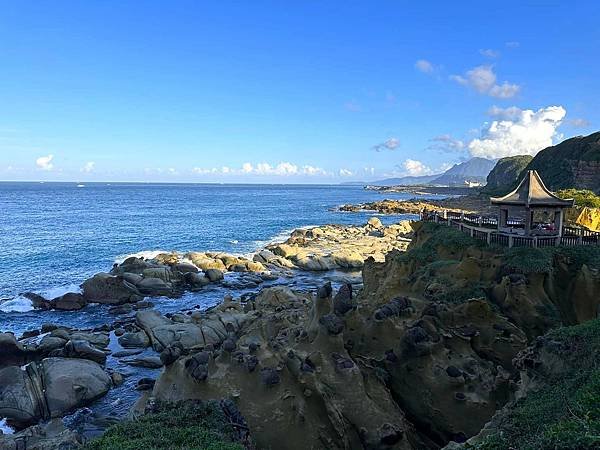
[[0, 182, 436, 431]]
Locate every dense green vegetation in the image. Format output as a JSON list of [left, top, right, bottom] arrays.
[[522, 132, 600, 193], [483, 155, 533, 196], [557, 189, 600, 208], [473, 319, 600, 450], [84, 401, 245, 450], [504, 245, 600, 274], [403, 222, 486, 263]]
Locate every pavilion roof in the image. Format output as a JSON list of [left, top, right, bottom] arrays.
[[490, 170, 574, 208]]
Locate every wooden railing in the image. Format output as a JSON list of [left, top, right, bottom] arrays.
[[421, 211, 600, 248]]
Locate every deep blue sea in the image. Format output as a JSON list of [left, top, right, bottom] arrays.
[[0, 182, 431, 301], [0, 182, 438, 431]]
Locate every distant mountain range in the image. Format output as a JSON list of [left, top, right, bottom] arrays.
[[348, 157, 497, 187], [431, 157, 497, 186]]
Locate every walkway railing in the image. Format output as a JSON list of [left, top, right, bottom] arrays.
[[421, 211, 600, 248]]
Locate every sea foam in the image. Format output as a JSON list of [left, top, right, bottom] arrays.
[[0, 418, 15, 435], [0, 296, 34, 313]]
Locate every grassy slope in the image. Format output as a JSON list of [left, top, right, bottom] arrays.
[[472, 320, 600, 450], [84, 401, 245, 450]]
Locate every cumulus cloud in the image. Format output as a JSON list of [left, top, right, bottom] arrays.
[[403, 159, 432, 176], [302, 165, 329, 176], [480, 48, 500, 58], [339, 168, 353, 176], [451, 65, 520, 98], [487, 105, 524, 121], [468, 105, 566, 159], [372, 137, 400, 152], [81, 161, 95, 173], [192, 162, 332, 177], [36, 154, 54, 171], [428, 134, 465, 153], [415, 59, 434, 74]]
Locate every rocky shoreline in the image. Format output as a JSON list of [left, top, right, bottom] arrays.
[[0, 219, 414, 448], [340, 196, 497, 216], [1, 219, 599, 449]]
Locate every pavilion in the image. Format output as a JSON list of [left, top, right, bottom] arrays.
[[491, 170, 574, 237]]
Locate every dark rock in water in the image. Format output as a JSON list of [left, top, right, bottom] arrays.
[[136, 277, 173, 296], [260, 367, 280, 386], [136, 377, 156, 391], [21, 292, 51, 310], [0, 418, 83, 449], [82, 273, 142, 305], [319, 314, 344, 335], [109, 304, 134, 315], [51, 292, 87, 311], [317, 282, 332, 299], [122, 355, 163, 368], [41, 323, 59, 333], [204, 269, 224, 282], [134, 300, 154, 310], [118, 330, 150, 348], [63, 339, 107, 364], [0, 357, 111, 426], [111, 349, 143, 358], [0, 332, 26, 366], [20, 329, 40, 340]]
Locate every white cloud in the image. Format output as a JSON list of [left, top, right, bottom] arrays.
[[36, 154, 54, 171], [505, 41, 520, 48], [364, 167, 375, 175], [339, 168, 353, 177], [415, 59, 434, 74], [479, 48, 500, 58], [403, 159, 432, 176], [568, 117, 590, 128], [468, 105, 566, 159], [192, 162, 330, 177], [81, 161, 95, 173], [302, 165, 328, 176], [372, 137, 400, 152], [451, 65, 520, 98], [487, 105, 524, 120], [428, 134, 465, 152]]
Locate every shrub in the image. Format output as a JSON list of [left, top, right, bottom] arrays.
[[84, 401, 246, 450], [557, 189, 600, 208]]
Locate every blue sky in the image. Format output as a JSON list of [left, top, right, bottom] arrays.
[[0, 1, 598, 183]]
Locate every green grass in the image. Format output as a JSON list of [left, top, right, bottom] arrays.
[[503, 245, 600, 274], [557, 189, 600, 208], [402, 222, 485, 263], [472, 320, 600, 450], [84, 401, 246, 450]]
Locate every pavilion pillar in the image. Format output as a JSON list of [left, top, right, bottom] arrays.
[[557, 210, 564, 237], [524, 208, 532, 236]]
